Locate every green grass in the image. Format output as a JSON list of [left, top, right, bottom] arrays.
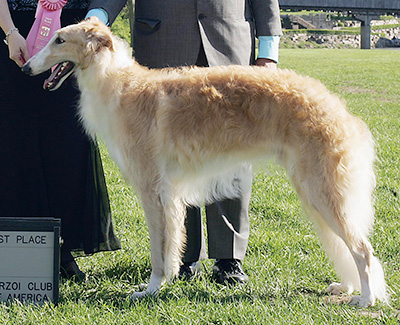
[[110, 8, 131, 44], [2, 49, 400, 323]]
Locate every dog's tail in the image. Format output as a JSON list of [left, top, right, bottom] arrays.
[[335, 118, 387, 303], [291, 115, 387, 303]]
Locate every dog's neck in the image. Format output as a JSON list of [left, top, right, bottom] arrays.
[[76, 39, 134, 91], [75, 38, 145, 145]]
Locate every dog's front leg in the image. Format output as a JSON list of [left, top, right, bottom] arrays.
[[131, 195, 167, 299], [160, 192, 187, 280]]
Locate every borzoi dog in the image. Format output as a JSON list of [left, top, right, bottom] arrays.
[[22, 17, 387, 306]]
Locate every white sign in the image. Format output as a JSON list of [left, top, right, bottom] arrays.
[[0, 231, 56, 304]]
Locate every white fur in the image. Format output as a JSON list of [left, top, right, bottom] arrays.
[[23, 18, 387, 306]]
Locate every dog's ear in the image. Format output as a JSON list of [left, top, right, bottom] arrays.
[[85, 27, 115, 53], [85, 16, 100, 24]]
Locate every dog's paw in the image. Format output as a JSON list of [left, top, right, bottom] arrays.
[[349, 295, 375, 307], [130, 283, 159, 300], [326, 282, 345, 295], [326, 282, 353, 295], [130, 290, 151, 300]]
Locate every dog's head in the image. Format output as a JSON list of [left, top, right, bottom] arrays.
[[22, 16, 115, 91]]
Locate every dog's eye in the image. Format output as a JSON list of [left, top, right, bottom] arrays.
[[55, 37, 65, 44]]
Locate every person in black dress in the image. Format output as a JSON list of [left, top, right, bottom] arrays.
[[0, 0, 121, 280]]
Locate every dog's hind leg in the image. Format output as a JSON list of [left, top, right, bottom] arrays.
[[297, 185, 386, 307], [314, 213, 386, 306], [328, 137, 386, 307], [346, 239, 386, 307], [287, 141, 386, 307], [315, 215, 359, 295]]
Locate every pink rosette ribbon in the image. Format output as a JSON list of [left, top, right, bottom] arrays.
[[26, 0, 68, 57]]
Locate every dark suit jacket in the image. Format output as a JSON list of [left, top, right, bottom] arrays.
[[91, 0, 282, 68]]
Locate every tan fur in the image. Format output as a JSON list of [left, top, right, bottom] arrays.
[[24, 17, 387, 306]]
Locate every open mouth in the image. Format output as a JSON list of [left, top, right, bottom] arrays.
[[43, 61, 75, 91]]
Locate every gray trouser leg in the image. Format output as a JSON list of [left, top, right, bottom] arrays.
[[205, 195, 250, 260], [182, 206, 207, 263]]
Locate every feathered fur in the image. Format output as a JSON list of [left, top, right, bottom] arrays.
[[23, 17, 387, 306]]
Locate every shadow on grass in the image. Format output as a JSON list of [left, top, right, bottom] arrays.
[[58, 261, 152, 304], [99, 261, 152, 283], [58, 263, 329, 309]]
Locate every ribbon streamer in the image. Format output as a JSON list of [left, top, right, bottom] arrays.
[[26, 0, 67, 57]]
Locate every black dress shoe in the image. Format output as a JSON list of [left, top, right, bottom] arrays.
[[178, 261, 201, 280], [212, 259, 248, 285], [60, 260, 86, 282]]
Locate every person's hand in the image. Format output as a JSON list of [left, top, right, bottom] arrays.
[[7, 30, 29, 67], [254, 58, 277, 70]]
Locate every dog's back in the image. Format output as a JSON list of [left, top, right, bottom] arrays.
[[115, 65, 367, 172]]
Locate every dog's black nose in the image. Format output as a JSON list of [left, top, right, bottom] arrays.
[[21, 63, 32, 75]]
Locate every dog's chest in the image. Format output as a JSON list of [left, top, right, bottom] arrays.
[[79, 94, 128, 174]]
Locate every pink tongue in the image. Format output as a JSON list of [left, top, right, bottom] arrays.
[[43, 63, 63, 90]]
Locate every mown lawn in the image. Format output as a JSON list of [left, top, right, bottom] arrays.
[[1, 48, 400, 324]]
